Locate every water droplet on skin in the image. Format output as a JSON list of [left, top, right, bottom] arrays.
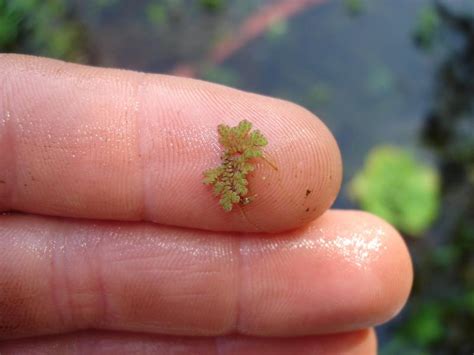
[[240, 223, 387, 269]]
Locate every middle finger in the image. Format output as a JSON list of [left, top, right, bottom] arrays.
[[0, 211, 411, 340]]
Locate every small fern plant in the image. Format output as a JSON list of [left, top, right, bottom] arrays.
[[203, 120, 275, 212]]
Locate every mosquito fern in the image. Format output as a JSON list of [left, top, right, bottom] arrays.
[[203, 120, 270, 212]]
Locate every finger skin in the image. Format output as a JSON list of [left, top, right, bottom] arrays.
[[0, 329, 377, 355], [0, 54, 342, 232], [0, 211, 412, 339]]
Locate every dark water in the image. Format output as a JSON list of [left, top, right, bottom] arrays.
[[73, 0, 438, 205], [222, 0, 437, 207], [3, 0, 474, 353], [77, 0, 436, 203]]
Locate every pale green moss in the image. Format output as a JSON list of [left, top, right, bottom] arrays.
[[203, 120, 269, 212]]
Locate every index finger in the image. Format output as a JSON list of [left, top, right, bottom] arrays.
[[0, 54, 342, 232]]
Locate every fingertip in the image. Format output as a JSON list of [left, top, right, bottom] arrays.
[[138, 76, 342, 232], [237, 210, 413, 335], [360, 211, 414, 324], [243, 98, 343, 232], [319, 210, 413, 329]]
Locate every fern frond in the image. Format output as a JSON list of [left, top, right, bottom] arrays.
[[203, 120, 272, 212]]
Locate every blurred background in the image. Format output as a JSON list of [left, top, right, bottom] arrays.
[[1, 0, 473, 353]]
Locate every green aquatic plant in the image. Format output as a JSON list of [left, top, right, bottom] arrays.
[[201, 65, 240, 87], [203, 120, 274, 212], [350, 146, 440, 236], [266, 20, 288, 42], [306, 82, 333, 106], [401, 302, 444, 347], [200, 0, 224, 12], [146, 3, 167, 27], [413, 5, 440, 50], [367, 64, 394, 95], [0, 0, 85, 61], [0, 0, 21, 48], [344, 0, 366, 16]]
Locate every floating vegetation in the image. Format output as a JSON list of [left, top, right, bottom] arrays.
[[201, 65, 240, 87], [367, 64, 395, 95], [266, 19, 288, 42], [413, 5, 441, 50], [344, 0, 366, 16], [350, 146, 440, 236], [146, 3, 167, 27], [200, 0, 224, 12], [0, 0, 86, 61], [306, 82, 333, 107], [203, 120, 273, 212]]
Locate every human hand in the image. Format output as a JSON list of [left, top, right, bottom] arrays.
[[0, 54, 412, 354]]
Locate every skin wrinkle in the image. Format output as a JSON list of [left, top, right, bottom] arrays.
[[110, 70, 143, 220], [95, 235, 110, 328], [214, 334, 224, 355], [72, 229, 108, 329], [234, 233, 244, 335], [134, 74, 148, 220], [45, 221, 106, 332], [137, 78, 221, 225], [0, 227, 58, 339], [62, 231, 77, 330], [48, 58, 69, 81], [4, 57, 144, 220], [49, 228, 69, 330], [13, 57, 70, 215], [138, 73, 168, 223], [95, 223, 239, 335], [0, 61, 16, 211], [130, 71, 147, 222], [0, 329, 376, 354], [86, 238, 109, 327], [90, 224, 132, 329], [115, 71, 144, 220]]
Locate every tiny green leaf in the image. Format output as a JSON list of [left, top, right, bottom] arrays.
[[203, 120, 271, 212]]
